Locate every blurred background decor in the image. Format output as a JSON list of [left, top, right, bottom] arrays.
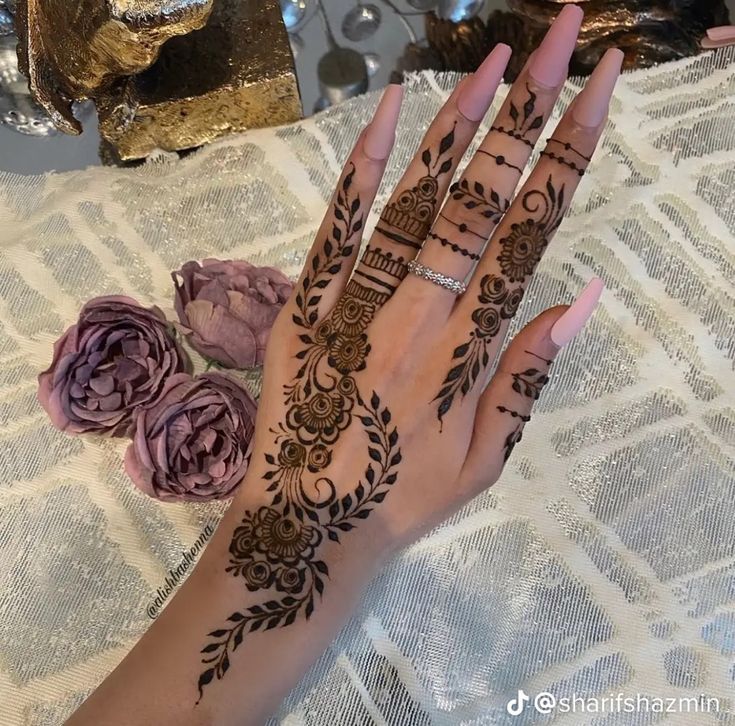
[[0, 0, 731, 169]]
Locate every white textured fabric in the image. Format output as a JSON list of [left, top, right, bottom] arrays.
[[1, 47, 735, 725]]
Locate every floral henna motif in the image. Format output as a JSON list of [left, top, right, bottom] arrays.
[[293, 164, 363, 329], [197, 169, 402, 703], [433, 274, 524, 425], [497, 176, 566, 283], [433, 176, 566, 425], [376, 125, 456, 248]]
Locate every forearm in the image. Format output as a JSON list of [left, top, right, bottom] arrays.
[[67, 478, 385, 726]]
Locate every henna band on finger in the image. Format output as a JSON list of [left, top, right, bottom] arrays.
[[540, 138, 591, 177], [476, 149, 524, 174], [439, 213, 487, 242], [428, 232, 480, 261]]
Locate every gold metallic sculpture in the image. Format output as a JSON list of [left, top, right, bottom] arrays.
[[16, 0, 301, 159]]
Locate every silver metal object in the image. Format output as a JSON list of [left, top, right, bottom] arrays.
[[317, 46, 369, 104], [363, 52, 381, 77], [437, 0, 485, 22], [280, 0, 308, 32], [341, 3, 381, 42], [406, 260, 467, 295], [0, 7, 13, 35]]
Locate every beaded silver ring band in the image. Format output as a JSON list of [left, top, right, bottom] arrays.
[[406, 259, 466, 295]]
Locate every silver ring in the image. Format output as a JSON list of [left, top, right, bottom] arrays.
[[406, 260, 466, 295]]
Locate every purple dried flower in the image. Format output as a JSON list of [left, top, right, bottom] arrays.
[[37, 295, 190, 436], [172, 258, 293, 369], [124, 372, 257, 502]]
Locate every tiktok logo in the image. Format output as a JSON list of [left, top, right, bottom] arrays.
[[506, 688, 530, 716]]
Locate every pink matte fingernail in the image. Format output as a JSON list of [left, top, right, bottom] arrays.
[[457, 43, 512, 121], [550, 277, 604, 348], [706, 25, 735, 41], [701, 35, 735, 49], [571, 48, 624, 128], [528, 4, 584, 88], [364, 84, 404, 161]]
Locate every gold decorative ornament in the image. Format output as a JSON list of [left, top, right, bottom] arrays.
[[15, 0, 301, 160]]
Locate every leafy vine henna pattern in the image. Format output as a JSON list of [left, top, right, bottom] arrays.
[[496, 351, 552, 461], [433, 274, 524, 425], [375, 124, 457, 250], [433, 176, 565, 424], [449, 178, 510, 226], [196, 168, 403, 702]]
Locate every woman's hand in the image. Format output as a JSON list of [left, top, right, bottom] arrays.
[[203, 0, 620, 702], [68, 8, 623, 725]]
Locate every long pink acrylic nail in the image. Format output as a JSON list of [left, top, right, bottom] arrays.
[[457, 43, 512, 121], [550, 277, 604, 348], [364, 84, 404, 161], [706, 25, 735, 41], [572, 48, 624, 128], [528, 4, 584, 88], [701, 36, 735, 49]]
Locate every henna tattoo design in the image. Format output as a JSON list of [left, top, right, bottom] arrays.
[[502, 425, 524, 461], [496, 355, 551, 460], [449, 178, 510, 225], [293, 164, 363, 329], [427, 232, 480, 261], [433, 177, 566, 424], [497, 405, 531, 421], [477, 149, 524, 174], [439, 212, 486, 242], [496, 404, 531, 460], [197, 169, 403, 703], [511, 367, 549, 400], [540, 138, 591, 177], [497, 175, 566, 283], [376, 125, 456, 247], [490, 84, 545, 148], [525, 349, 552, 367], [354, 246, 408, 295], [432, 274, 524, 425]]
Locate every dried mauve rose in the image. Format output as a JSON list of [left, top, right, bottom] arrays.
[[172, 258, 293, 369], [124, 372, 257, 502], [37, 295, 190, 436]]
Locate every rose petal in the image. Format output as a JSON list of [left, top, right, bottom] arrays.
[[98, 392, 122, 411], [187, 301, 258, 368], [89, 375, 115, 396]]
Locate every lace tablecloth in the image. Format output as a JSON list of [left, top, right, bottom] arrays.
[[1, 47, 734, 725]]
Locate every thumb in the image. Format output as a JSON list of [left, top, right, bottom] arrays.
[[457, 278, 604, 497]]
